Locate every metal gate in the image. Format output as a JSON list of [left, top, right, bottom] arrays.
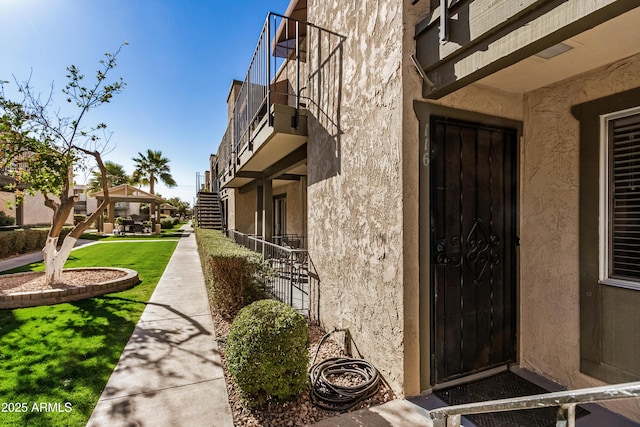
[[430, 116, 518, 384]]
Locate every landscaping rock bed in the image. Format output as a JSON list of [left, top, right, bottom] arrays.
[[0, 267, 139, 309], [212, 311, 395, 426]]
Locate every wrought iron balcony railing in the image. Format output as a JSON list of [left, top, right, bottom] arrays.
[[233, 12, 306, 159], [212, 12, 345, 193], [216, 119, 233, 182]]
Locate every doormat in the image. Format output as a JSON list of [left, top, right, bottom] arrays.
[[433, 371, 589, 427]]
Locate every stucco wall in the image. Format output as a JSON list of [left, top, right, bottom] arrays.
[[403, 0, 434, 396], [1, 192, 74, 226], [235, 189, 256, 235], [437, 84, 524, 122], [0, 191, 16, 220], [222, 188, 255, 235], [519, 53, 640, 419], [307, 0, 408, 395], [21, 193, 72, 226]]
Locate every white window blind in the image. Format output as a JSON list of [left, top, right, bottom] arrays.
[[609, 112, 640, 282]]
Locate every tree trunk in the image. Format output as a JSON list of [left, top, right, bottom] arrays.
[[41, 149, 109, 285], [43, 235, 77, 284]]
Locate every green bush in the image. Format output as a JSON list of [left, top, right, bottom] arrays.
[[10, 230, 27, 254], [195, 228, 268, 319], [0, 211, 15, 226], [227, 299, 309, 406], [160, 217, 177, 229], [0, 227, 74, 259], [24, 229, 42, 251], [73, 214, 87, 225]]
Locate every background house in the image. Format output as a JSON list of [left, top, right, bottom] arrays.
[[159, 203, 177, 217], [90, 184, 160, 223], [74, 184, 143, 221]]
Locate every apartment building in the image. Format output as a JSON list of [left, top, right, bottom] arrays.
[[1, 175, 72, 226], [205, 0, 640, 420]]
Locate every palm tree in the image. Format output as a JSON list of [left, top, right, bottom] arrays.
[[131, 149, 176, 194], [86, 161, 129, 193]]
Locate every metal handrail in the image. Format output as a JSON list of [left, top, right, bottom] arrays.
[[429, 380, 640, 427], [226, 229, 313, 315]]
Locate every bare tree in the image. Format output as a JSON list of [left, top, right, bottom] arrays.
[[0, 43, 127, 284]]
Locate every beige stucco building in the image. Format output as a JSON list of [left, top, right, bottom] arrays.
[[207, 0, 640, 421], [0, 190, 73, 227]]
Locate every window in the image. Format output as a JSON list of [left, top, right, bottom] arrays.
[[273, 195, 286, 237], [601, 108, 640, 289], [575, 88, 640, 383]]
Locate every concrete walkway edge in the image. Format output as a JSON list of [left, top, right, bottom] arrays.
[[87, 225, 234, 426]]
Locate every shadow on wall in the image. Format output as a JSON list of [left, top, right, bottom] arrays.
[[305, 24, 346, 186]]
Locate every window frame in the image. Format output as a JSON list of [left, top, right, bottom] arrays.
[[599, 106, 640, 291]]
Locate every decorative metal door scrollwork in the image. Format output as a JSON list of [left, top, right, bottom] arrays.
[[435, 218, 502, 285]]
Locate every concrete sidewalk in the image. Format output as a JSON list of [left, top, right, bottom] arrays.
[[0, 238, 97, 272], [87, 226, 234, 427]]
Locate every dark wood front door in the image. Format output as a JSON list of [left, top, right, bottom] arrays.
[[431, 116, 518, 384]]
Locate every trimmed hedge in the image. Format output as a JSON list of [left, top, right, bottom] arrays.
[[195, 228, 268, 319], [0, 227, 73, 260], [0, 211, 15, 226], [227, 299, 309, 407], [73, 214, 87, 225]]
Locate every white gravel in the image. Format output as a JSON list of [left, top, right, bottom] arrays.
[[0, 270, 127, 295]]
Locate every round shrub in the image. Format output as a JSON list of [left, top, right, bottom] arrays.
[[160, 217, 175, 229], [227, 299, 309, 406]]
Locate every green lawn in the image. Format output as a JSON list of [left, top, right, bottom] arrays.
[[0, 240, 178, 427]]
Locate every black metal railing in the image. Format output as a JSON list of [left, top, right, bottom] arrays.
[[227, 229, 316, 316], [427, 380, 640, 427], [212, 13, 345, 194], [216, 119, 233, 185], [233, 12, 306, 159], [196, 171, 205, 193]]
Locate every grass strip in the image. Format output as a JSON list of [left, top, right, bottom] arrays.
[[0, 240, 178, 427]]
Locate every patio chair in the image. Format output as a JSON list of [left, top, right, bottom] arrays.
[[122, 219, 135, 235]]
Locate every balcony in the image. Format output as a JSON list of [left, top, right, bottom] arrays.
[[414, 0, 640, 99], [217, 12, 309, 191]]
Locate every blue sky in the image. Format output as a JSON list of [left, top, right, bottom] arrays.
[[0, 0, 291, 205]]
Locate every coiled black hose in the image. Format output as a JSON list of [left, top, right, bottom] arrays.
[[308, 330, 381, 411]]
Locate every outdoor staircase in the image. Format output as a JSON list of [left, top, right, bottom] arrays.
[[195, 191, 223, 230]]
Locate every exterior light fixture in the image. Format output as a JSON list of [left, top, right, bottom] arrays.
[[535, 42, 573, 59]]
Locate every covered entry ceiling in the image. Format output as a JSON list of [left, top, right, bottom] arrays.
[[475, 6, 640, 94]]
